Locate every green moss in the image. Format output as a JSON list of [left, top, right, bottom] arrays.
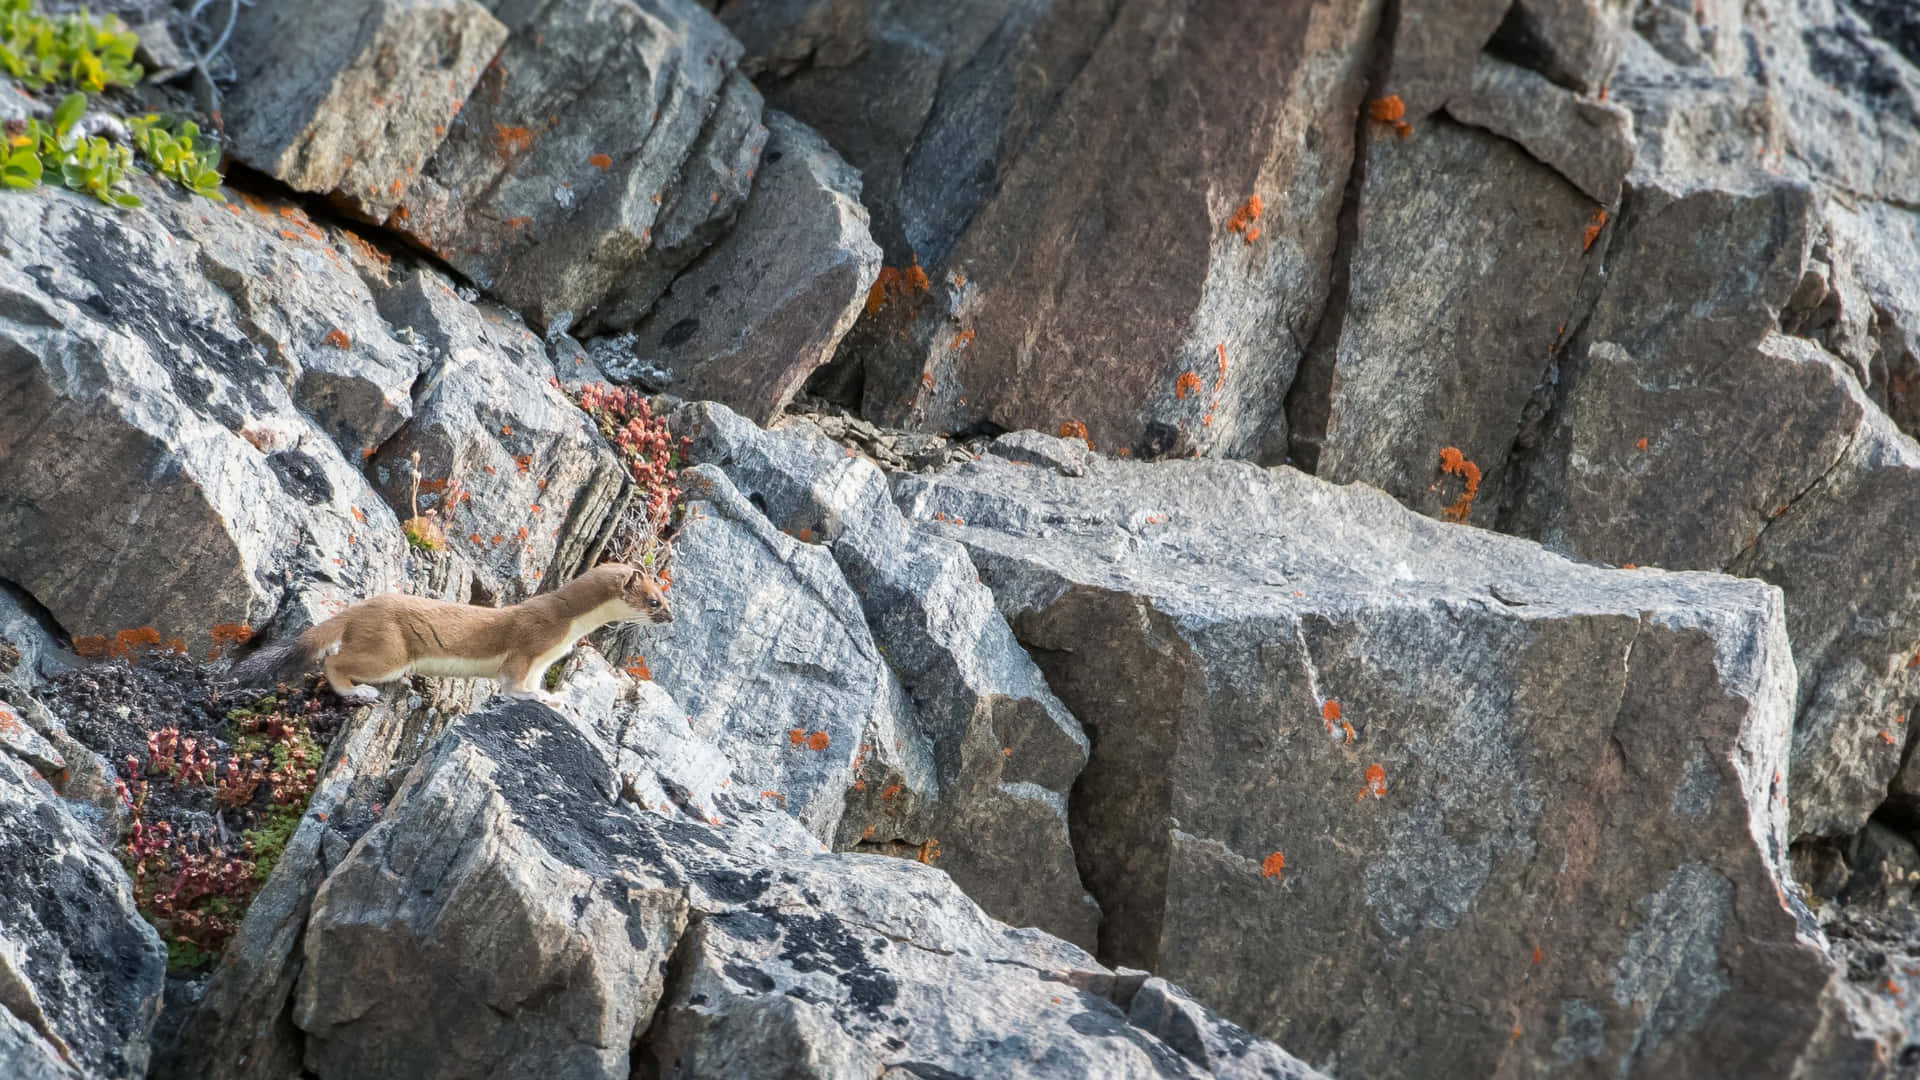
[[166, 937, 217, 973], [242, 804, 302, 884], [543, 660, 565, 692]]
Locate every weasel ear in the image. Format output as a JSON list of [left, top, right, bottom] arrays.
[[624, 570, 643, 590]]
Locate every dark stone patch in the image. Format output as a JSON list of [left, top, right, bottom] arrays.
[[771, 910, 899, 1018], [722, 961, 775, 993], [266, 450, 333, 506], [660, 317, 701, 349]]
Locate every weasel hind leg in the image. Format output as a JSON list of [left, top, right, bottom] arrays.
[[323, 655, 383, 704]]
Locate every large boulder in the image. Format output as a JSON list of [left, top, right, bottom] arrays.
[[0, 752, 166, 1080], [728, 0, 1381, 459], [895, 440, 1890, 1077], [0, 184, 406, 657], [596, 112, 881, 425], [600, 462, 891, 841], [391, 0, 762, 331], [1281, 105, 1606, 522], [1504, 176, 1920, 840], [225, 0, 508, 221], [674, 401, 1098, 947], [366, 267, 631, 604], [291, 697, 1324, 1079]]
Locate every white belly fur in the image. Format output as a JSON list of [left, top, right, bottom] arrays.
[[407, 654, 509, 679]]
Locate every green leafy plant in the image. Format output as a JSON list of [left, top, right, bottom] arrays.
[[129, 112, 224, 200], [16, 90, 140, 207], [0, 0, 141, 93]]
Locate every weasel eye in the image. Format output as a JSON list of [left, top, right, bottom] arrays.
[[650, 597, 662, 607]]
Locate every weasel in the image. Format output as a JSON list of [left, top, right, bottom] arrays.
[[229, 563, 671, 706]]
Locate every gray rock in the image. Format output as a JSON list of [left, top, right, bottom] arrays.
[[392, 0, 747, 330], [0, 583, 72, 690], [169, 188, 431, 457], [675, 402, 1097, 947], [600, 463, 888, 840], [896, 450, 1884, 1076], [0, 184, 406, 657], [0, 1002, 77, 1080], [226, 0, 508, 220], [1445, 53, 1637, 205], [1505, 176, 1920, 839], [601, 112, 880, 424], [0, 753, 166, 1080], [367, 268, 631, 604], [1385, 0, 1510, 121], [1490, 0, 1634, 93], [1283, 115, 1599, 524], [732, 0, 1380, 459], [291, 697, 1321, 1079], [579, 73, 768, 335]]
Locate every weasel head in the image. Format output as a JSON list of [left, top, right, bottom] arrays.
[[599, 562, 672, 624]]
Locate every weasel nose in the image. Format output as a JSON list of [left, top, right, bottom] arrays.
[[656, 609, 673, 624]]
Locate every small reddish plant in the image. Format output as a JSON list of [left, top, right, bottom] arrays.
[[575, 383, 687, 571]]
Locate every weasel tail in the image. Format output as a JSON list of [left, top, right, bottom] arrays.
[[228, 623, 341, 687]]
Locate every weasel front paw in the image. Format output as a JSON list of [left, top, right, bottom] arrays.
[[342, 685, 380, 703]]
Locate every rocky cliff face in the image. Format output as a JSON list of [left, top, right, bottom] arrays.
[[3, 0, 1920, 1077]]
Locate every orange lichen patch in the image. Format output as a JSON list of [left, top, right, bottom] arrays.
[[864, 259, 933, 316], [1322, 700, 1342, 722], [1244, 225, 1261, 244], [514, 454, 532, 472], [1226, 193, 1263, 236], [167, 637, 186, 655], [72, 634, 109, 659], [1058, 420, 1091, 448], [1002, 747, 1013, 757], [321, 328, 352, 350], [788, 728, 805, 748], [277, 229, 305, 243], [239, 190, 273, 216], [1582, 208, 1608, 252], [1888, 979, 1902, 996], [1340, 721, 1356, 744], [516, 527, 528, 540], [625, 656, 652, 680], [1531, 946, 1543, 965], [351, 506, 368, 524], [806, 731, 830, 752], [418, 477, 449, 494], [1635, 436, 1648, 451], [491, 534, 503, 545], [1176, 371, 1202, 399], [1357, 762, 1388, 803], [529, 504, 541, 514], [880, 783, 902, 801], [759, 790, 787, 806], [588, 152, 612, 170], [342, 230, 392, 272], [208, 624, 253, 658], [949, 328, 975, 351], [1261, 851, 1286, 879], [1437, 446, 1482, 522], [916, 838, 941, 865], [468, 533, 483, 545], [504, 216, 532, 229], [1622, 563, 1637, 570], [492, 124, 534, 156], [1367, 95, 1413, 137], [1880, 730, 1897, 746]]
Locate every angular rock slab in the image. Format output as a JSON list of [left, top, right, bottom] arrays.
[[600, 464, 891, 841], [1284, 115, 1599, 524], [391, 0, 750, 330], [604, 112, 881, 425], [367, 267, 630, 604], [168, 189, 431, 458], [1506, 177, 1920, 838], [896, 440, 1885, 1077], [0, 185, 406, 655], [226, 0, 508, 220], [0, 753, 166, 1080], [736, 0, 1381, 459], [676, 401, 1097, 947], [293, 698, 1323, 1080]]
